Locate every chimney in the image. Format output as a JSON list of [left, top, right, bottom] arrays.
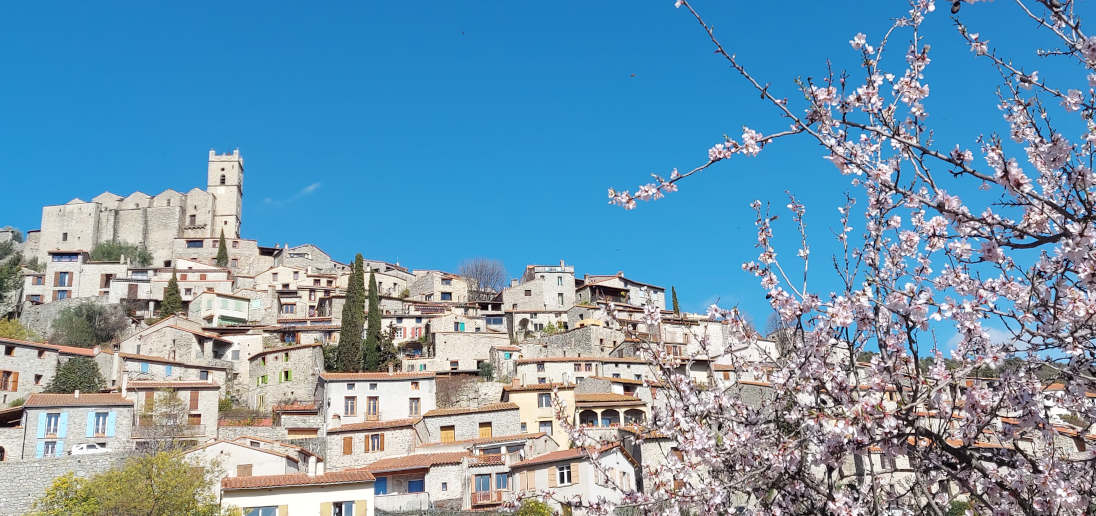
[[560, 259, 565, 267], [307, 455, 318, 476], [121, 376, 128, 397], [511, 378, 520, 388], [74, 390, 80, 399]]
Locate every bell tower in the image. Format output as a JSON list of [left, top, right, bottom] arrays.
[[207, 149, 243, 238]]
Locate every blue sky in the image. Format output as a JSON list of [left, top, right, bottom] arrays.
[[0, 2, 1080, 331]]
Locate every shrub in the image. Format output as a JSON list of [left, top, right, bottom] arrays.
[[45, 358, 105, 394], [49, 302, 127, 348], [89, 240, 153, 267]]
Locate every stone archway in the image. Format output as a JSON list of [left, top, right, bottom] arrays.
[[600, 409, 621, 427], [579, 410, 598, 427]]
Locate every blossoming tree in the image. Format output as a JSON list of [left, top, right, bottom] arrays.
[[583, 0, 1096, 514]]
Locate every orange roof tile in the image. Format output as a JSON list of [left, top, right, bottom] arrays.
[[272, 402, 318, 413], [511, 444, 620, 469], [320, 372, 436, 381], [250, 343, 322, 360], [25, 393, 132, 408], [363, 452, 470, 473], [327, 418, 421, 433], [222, 470, 375, 490], [503, 383, 575, 393], [575, 393, 645, 405], [124, 381, 220, 390], [422, 402, 518, 417], [419, 432, 547, 448]]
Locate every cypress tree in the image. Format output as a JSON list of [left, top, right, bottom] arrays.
[[363, 270, 383, 371], [160, 271, 183, 316], [336, 255, 365, 372], [671, 286, 681, 315], [215, 229, 229, 267]]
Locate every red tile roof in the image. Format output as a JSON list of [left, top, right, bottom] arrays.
[[363, 452, 470, 473], [575, 393, 645, 405], [511, 444, 620, 469], [514, 356, 649, 365], [25, 393, 133, 408], [320, 372, 436, 381], [166, 325, 232, 343], [272, 402, 318, 413], [222, 470, 375, 490], [326, 418, 421, 434], [419, 432, 547, 448], [125, 381, 220, 389], [422, 402, 518, 417], [250, 343, 322, 360], [503, 383, 575, 393]]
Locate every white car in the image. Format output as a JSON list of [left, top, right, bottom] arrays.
[[71, 443, 110, 455]]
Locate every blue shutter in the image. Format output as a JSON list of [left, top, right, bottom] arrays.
[[106, 411, 117, 437], [165, 365, 173, 377], [459, 322, 465, 332], [35, 442, 44, 458], [375, 476, 387, 495], [54, 440, 63, 457], [86, 412, 95, 437], [140, 362, 149, 373], [36, 412, 46, 438], [58, 413, 68, 438]]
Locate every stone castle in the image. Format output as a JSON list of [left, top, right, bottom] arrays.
[[25, 149, 244, 265]]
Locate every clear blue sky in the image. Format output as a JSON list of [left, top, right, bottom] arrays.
[[0, 2, 1077, 328]]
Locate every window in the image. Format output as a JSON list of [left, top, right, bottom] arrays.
[[557, 464, 573, 485], [2, 346, 11, 357], [57, 272, 71, 287], [521, 422, 527, 432], [408, 478, 425, 493], [284, 352, 290, 361], [281, 370, 292, 382], [45, 413, 60, 435], [185, 240, 203, 248], [271, 273, 278, 282], [230, 258, 238, 267], [366, 397, 379, 416], [32, 276, 43, 285], [370, 434, 383, 451], [441, 482, 448, 491], [61, 232, 68, 242], [200, 370, 210, 380], [344, 396, 357, 415], [183, 288, 193, 297], [293, 271, 299, 280], [524, 290, 532, 296], [454, 322, 460, 332], [219, 174, 226, 185], [475, 474, 491, 493], [479, 422, 493, 438], [369, 383, 377, 390], [232, 240, 239, 249], [342, 436, 353, 455], [538, 393, 552, 408], [411, 381, 419, 390], [538, 377, 547, 384], [441, 292, 452, 301], [449, 361, 459, 371], [212, 240, 218, 248], [504, 352, 512, 360], [280, 304, 296, 315], [442, 278, 452, 286], [347, 383, 355, 390], [557, 276, 564, 286], [51, 253, 78, 262], [93, 412, 108, 435], [440, 425, 456, 443], [34, 374, 42, 385], [405, 396, 420, 416], [612, 373, 621, 378], [199, 273, 207, 280], [585, 363, 593, 372], [496, 473, 509, 490], [333, 501, 355, 516], [573, 363, 581, 372], [43, 441, 57, 456], [539, 421, 553, 436]]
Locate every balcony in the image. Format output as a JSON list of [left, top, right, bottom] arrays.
[[374, 492, 430, 512], [133, 424, 207, 439], [471, 490, 508, 505]]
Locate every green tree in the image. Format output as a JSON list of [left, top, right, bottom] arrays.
[[215, 229, 229, 267], [49, 302, 127, 348], [31, 451, 222, 516], [0, 251, 22, 298], [671, 286, 681, 315], [160, 270, 183, 316], [478, 361, 494, 380], [336, 255, 365, 372], [45, 357, 105, 393], [89, 241, 152, 267], [514, 499, 553, 516], [0, 318, 38, 341], [363, 270, 383, 371]]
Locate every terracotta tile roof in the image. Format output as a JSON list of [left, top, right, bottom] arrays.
[[514, 356, 650, 365], [320, 371, 436, 381], [52, 345, 97, 356], [125, 381, 220, 390], [166, 325, 232, 343], [0, 337, 63, 352], [228, 435, 320, 458], [492, 345, 522, 351], [469, 454, 505, 467], [327, 417, 421, 433], [25, 393, 133, 408], [422, 402, 518, 417], [272, 402, 318, 413], [250, 343, 322, 360], [503, 382, 575, 393], [185, 439, 301, 463], [575, 393, 645, 406], [115, 352, 229, 370], [1044, 382, 1096, 398], [222, 470, 375, 490], [419, 432, 547, 448], [511, 444, 620, 469], [363, 452, 470, 473]]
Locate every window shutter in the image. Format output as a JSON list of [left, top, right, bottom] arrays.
[[53, 272, 60, 286], [364, 434, 371, 453], [319, 502, 332, 516], [355, 500, 368, 515], [36, 413, 46, 438], [189, 391, 199, 410], [548, 467, 557, 488], [343, 436, 353, 455], [571, 462, 580, 484], [277, 506, 289, 516], [86, 412, 95, 437], [35, 441, 44, 458], [10, 372, 17, 392], [55, 440, 64, 457], [58, 413, 68, 438], [106, 411, 116, 437], [379, 433, 385, 451], [144, 391, 154, 407]]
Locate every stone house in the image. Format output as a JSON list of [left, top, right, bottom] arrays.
[[0, 405, 23, 461], [276, 244, 345, 274], [408, 271, 468, 303], [577, 272, 666, 310], [416, 403, 521, 444], [220, 469, 375, 516], [325, 418, 422, 471], [20, 392, 134, 460], [506, 309, 570, 339], [365, 452, 468, 512], [184, 438, 308, 499], [248, 343, 325, 410], [510, 444, 637, 514], [489, 345, 522, 380], [123, 380, 221, 444], [597, 357, 656, 382], [266, 322, 339, 348], [501, 261, 576, 315], [618, 425, 677, 494], [27, 150, 245, 267], [514, 357, 603, 385], [401, 331, 509, 374], [317, 372, 437, 429], [116, 315, 235, 366], [21, 250, 128, 304], [502, 383, 576, 441], [573, 393, 648, 430], [272, 402, 323, 439], [169, 236, 265, 276], [149, 259, 234, 305], [0, 337, 60, 405], [105, 351, 228, 395], [188, 290, 257, 326], [416, 431, 559, 460]]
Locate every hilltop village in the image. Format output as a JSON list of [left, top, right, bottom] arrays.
[[0, 150, 775, 514]]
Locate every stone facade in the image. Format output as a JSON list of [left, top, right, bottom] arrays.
[[417, 404, 522, 444], [318, 372, 437, 428], [20, 394, 134, 460], [0, 452, 129, 515], [408, 270, 468, 303], [248, 343, 325, 410], [125, 380, 221, 443], [0, 338, 59, 405], [325, 424, 419, 470], [502, 262, 575, 314]]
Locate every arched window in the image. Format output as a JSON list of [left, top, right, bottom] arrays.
[[219, 174, 226, 185]]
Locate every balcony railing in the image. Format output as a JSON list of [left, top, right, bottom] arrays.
[[374, 492, 430, 512], [471, 490, 507, 505]]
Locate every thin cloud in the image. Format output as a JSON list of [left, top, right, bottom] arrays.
[[263, 182, 322, 206]]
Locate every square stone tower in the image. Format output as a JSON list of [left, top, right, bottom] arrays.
[[207, 149, 243, 238]]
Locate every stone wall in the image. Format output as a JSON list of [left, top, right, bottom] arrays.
[[216, 424, 288, 443], [434, 377, 503, 409], [18, 296, 120, 339], [522, 325, 626, 358], [0, 451, 129, 515]]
